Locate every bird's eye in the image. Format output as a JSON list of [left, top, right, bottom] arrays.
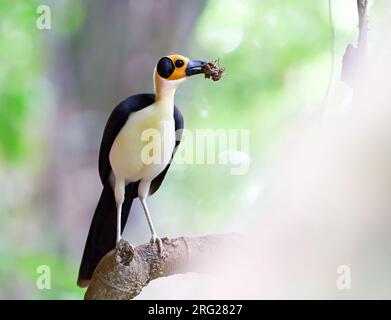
[[175, 60, 184, 68]]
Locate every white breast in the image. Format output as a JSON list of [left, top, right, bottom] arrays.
[[109, 103, 176, 184]]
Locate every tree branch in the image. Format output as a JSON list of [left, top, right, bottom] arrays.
[[342, 0, 369, 86], [357, 0, 368, 56], [84, 233, 239, 300]]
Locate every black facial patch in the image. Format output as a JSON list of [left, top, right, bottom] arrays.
[[157, 57, 175, 78]]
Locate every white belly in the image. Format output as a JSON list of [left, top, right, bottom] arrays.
[[109, 104, 176, 183]]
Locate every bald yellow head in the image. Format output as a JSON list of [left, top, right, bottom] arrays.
[[156, 54, 207, 81]]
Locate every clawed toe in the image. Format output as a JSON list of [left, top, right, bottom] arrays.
[[150, 236, 167, 257]]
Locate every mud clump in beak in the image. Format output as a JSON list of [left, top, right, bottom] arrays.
[[202, 59, 225, 81]]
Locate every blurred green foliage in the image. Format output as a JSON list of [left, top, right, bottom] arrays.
[[0, 248, 84, 299], [0, 1, 41, 163], [0, 0, 85, 300], [0, 0, 365, 299], [164, 0, 336, 230]]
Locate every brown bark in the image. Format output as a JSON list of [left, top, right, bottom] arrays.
[[84, 233, 239, 300]]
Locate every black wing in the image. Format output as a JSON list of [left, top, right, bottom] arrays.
[[98, 93, 155, 185], [149, 106, 184, 195]]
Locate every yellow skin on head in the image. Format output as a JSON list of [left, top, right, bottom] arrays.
[[166, 54, 190, 80]]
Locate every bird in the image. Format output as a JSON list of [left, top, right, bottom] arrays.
[[77, 54, 207, 287]]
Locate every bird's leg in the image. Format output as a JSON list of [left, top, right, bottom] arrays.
[[114, 179, 125, 244], [140, 196, 165, 255]]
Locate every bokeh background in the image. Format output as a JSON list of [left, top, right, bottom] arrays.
[[1, 0, 391, 299]]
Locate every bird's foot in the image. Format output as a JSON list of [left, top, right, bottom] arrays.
[[115, 238, 134, 266], [150, 235, 168, 258]]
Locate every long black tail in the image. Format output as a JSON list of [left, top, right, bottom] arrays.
[[77, 182, 137, 287]]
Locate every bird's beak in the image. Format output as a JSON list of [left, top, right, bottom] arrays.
[[185, 60, 207, 77]]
